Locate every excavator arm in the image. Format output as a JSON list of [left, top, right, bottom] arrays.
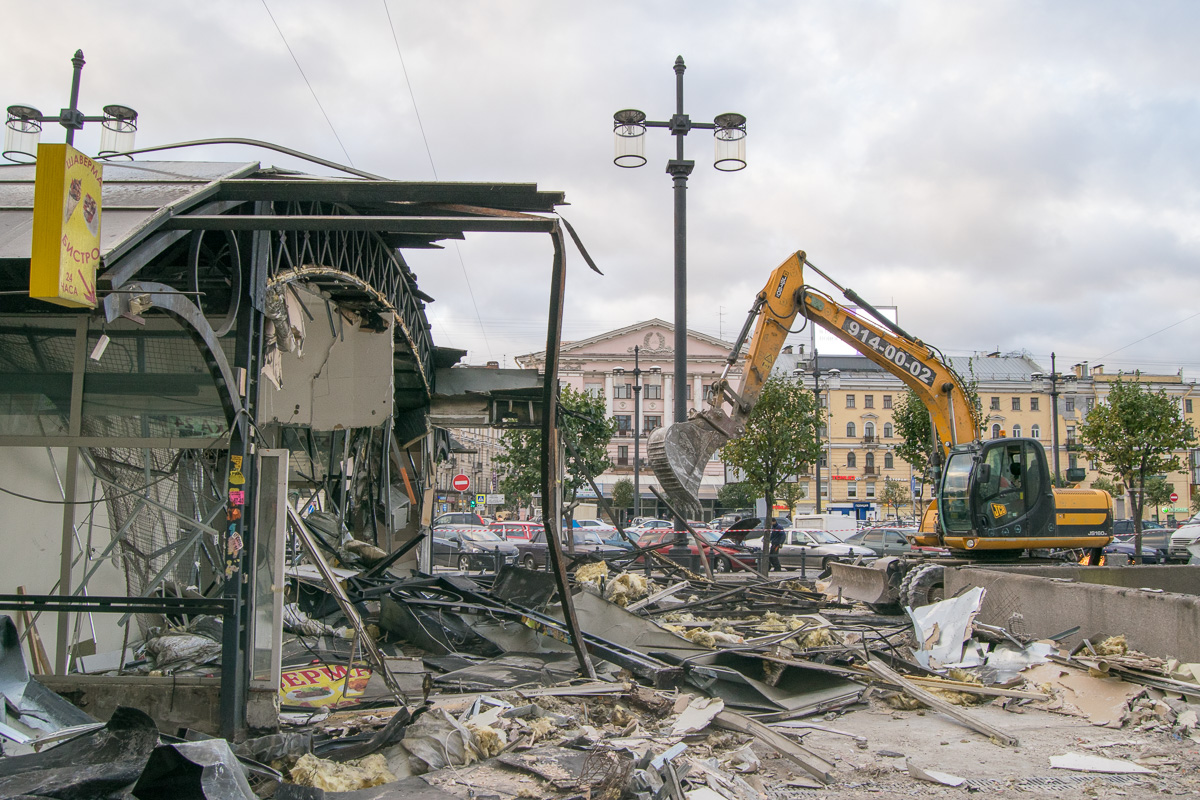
[[648, 250, 979, 518]]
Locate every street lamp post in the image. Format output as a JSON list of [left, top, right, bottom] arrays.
[[614, 56, 746, 532], [632, 346, 643, 521], [1032, 352, 1074, 487], [4, 50, 138, 162]]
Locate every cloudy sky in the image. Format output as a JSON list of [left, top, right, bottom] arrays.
[[9, 1, 1199, 378]]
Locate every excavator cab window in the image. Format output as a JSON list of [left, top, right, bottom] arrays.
[[972, 440, 1046, 533], [940, 452, 974, 533]]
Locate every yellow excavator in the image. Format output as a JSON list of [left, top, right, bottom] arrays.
[[648, 250, 1113, 607]]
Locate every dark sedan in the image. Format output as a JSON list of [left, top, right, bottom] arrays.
[[432, 526, 518, 571], [1103, 534, 1163, 565], [515, 529, 626, 570], [635, 529, 756, 572]]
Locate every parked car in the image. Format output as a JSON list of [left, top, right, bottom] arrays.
[[601, 531, 637, 551], [1111, 520, 1171, 554], [431, 525, 518, 571], [1103, 534, 1163, 565], [1167, 513, 1200, 562], [843, 527, 948, 558], [515, 529, 626, 570], [720, 524, 876, 572], [433, 511, 486, 528], [489, 520, 541, 542], [635, 529, 755, 572], [572, 519, 618, 534], [628, 519, 675, 535]]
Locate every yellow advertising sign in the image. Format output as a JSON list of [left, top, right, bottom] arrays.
[[279, 663, 372, 709], [29, 143, 101, 308]]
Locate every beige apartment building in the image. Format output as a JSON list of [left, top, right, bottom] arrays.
[[518, 320, 1199, 523]]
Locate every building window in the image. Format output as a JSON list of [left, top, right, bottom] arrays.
[[617, 445, 629, 465], [1030, 397, 1039, 411], [614, 414, 631, 434], [684, 385, 692, 400], [1012, 424, 1022, 438], [884, 451, 894, 469], [1065, 397, 1075, 412], [1068, 454, 1078, 470], [846, 394, 856, 409], [883, 394, 892, 409], [1187, 399, 1194, 413], [1086, 397, 1095, 412], [1031, 424, 1041, 439], [1012, 397, 1021, 411], [819, 452, 828, 468], [866, 483, 876, 498], [847, 452, 857, 468], [847, 482, 857, 498], [614, 383, 632, 399], [1066, 425, 1076, 445], [991, 423, 1001, 439], [990, 397, 1000, 410], [644, 415, 662, 432], [883, 422, 893, 438], [644, 384, 662, 400], [820, 480, 829, 497], [864, 395, 874, 409], [865, 451, 875, 469], [864, 422, 875, 441], [818, 424, 828, 439], [584, 382, 603, 397], [846, 422, 857, 438]]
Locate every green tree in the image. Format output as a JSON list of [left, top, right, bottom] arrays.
[[879, 478, 910, 520], [1090, 475, 1122, 497], [1078, 377, 1197, 560], [1144, 476, 1174, 523], [718, 481, 758, 512], [494, 385, 615, 515], [719, 377, 823, 524], [611, 478, 634, 525], [778, 480, 808, 518]]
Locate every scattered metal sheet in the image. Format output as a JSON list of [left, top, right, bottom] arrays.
[[0, 614, 96, 743], [132, 739, 257, 799], [1049, 753, 1152, 774], [906, 586, 985, 670], [432, 652, 582, 692], [0, 706, 159, 798]]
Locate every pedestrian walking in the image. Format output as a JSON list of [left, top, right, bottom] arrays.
[[769, 517, 786, 571]]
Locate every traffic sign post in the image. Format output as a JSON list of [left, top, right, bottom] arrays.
[[1170, 492, 1179, 503], [452, 474, 470, 492]]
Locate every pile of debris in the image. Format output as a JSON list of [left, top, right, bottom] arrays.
[[7, 513, 1200, 798]]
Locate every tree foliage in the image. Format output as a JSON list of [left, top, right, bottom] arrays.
[[1090, 475, 1121, 497], [1078, 377, 1197, 556], [494, 386, 615, 511], [611, 478, 634, 513], [717, 481, 758, 512], [893, 366, 985, 487], [719, 377, 823, 521], [879, 478, 911, 519]]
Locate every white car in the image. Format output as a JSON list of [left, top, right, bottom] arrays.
[[723, 527, 876, 572], [573, 518, 617, 534], [1167, 513, 1200, 562], [628, 519, 675, 534]]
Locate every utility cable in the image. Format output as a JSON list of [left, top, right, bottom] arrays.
[[261, 0, 356, 167], [381, 0, 492, 361]]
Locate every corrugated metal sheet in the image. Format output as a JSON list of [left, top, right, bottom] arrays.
[[0, 161, 257, 259]]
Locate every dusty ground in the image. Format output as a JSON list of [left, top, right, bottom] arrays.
[[758, 697, 1200, 799], [416, 693, 1200, 800]]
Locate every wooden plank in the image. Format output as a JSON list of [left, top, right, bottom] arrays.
[[16, 586, 52, 675], [865, 658, 1019, 746], [714, 710, 834, 784]]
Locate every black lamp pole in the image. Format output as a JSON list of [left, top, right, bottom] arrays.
[[633, 345, 643, 520], [614, 56, 746, 533], [1050, 352, 1061, 486], [813, 349, 823, 513]]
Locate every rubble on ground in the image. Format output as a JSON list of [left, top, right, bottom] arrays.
[[6, 530, 1200, 799]]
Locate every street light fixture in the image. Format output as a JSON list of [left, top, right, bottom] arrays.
[[1031, 352, 1075, 487], [613, 56, 746, 530], [4, 50, 138, 162]]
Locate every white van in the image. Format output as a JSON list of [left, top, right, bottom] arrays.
[[1167, 513, 1200, 562]]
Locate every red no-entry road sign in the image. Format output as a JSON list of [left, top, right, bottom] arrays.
[[1170, 492, 1179, 503], [452, 474, 471, 492]]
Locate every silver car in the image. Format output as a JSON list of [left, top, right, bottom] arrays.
[[725, 527, 876, 572]]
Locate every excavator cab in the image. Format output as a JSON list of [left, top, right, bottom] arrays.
[[937, 438, 1055, 553]]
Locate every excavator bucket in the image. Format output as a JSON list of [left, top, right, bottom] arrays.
[[647, 410, 736, 519], [825, 559, 902, 609]]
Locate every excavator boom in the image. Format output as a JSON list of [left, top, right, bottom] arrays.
[[648, 250, 977, 518]]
